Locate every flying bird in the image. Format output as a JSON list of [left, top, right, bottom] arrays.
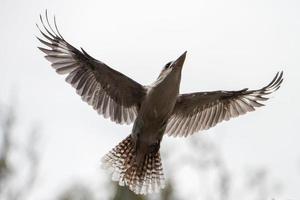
[[36, 12, 283, 195]]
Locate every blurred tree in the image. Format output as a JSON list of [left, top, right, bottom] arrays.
[[111, 183, 146, 200], [0, 105, 14, 194], [57, 183, 96, 200], [159, 180, 177, 200], [110, 180, 177, 200], [0, 103, 40, 200], [178, 136, 282, 200]]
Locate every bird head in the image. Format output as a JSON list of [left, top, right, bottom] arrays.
[[156, 51, 187, 85]]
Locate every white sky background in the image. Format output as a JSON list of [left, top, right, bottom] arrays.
[[0, 0, 299, 199]]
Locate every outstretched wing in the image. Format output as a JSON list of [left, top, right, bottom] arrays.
[[165, 72, 283, 137], [36, 12, 146, 124]]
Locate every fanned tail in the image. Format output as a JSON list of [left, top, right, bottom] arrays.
[[101, 135, 165, 195]]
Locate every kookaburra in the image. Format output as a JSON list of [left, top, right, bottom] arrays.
[[36, 12, 283, 195]]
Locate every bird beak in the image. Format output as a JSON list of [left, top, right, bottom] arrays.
[[173, 51, 187, 69]]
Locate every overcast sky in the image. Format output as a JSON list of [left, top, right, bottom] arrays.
[[0, 0, 299, 199]]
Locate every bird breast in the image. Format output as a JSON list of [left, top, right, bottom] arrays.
[[139, 85, 178, 122]]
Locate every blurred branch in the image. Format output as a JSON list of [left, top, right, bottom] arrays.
[[9, 128, 40, 200], [0, 105, 15, 193], [0, 102, 40, 200]]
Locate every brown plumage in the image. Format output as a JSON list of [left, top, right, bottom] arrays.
[[36, 11, 283, 195], [166, 72, 283, 137], [102, 136, 165, 194]]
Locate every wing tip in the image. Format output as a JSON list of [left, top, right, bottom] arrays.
[[36, 10, 65, 42], [268, 70, 284, 92]]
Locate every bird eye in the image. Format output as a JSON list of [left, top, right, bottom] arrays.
[[164, 62, 172, 69]]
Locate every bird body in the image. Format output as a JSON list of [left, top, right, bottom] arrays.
[[36, 12, 283, 195], [130, 53, 185, 167]]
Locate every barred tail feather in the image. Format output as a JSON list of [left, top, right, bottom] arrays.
[[101, 135, 166, 195]]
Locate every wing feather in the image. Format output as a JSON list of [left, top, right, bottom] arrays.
[[166, 72, 283, 137], [37, 12, 146, 124]]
